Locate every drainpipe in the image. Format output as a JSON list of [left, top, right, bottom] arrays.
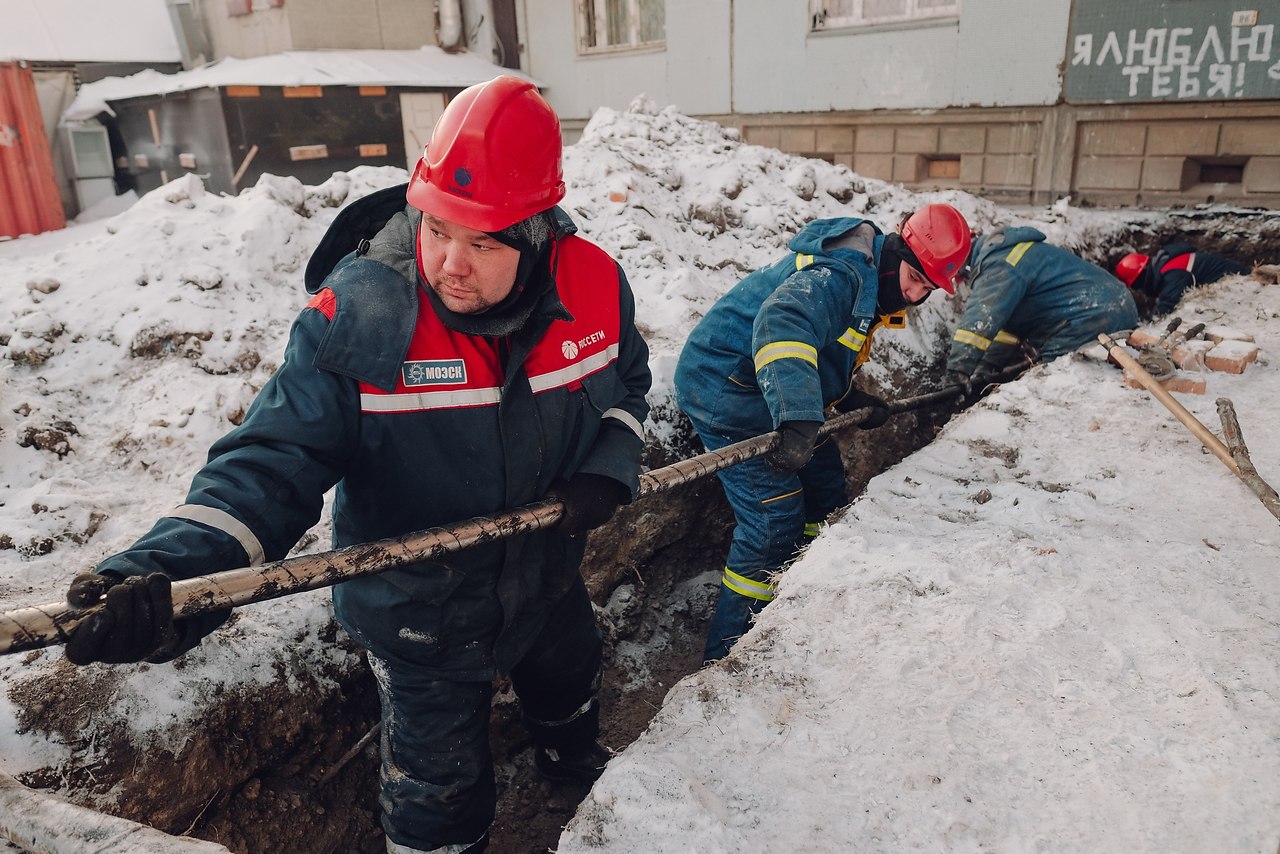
[[438, 0, 465, 51]]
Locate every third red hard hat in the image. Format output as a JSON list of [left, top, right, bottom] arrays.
[[1115, 253, 1150, 287], [900, 204, 972, 294], [406, 75, 566, 232]]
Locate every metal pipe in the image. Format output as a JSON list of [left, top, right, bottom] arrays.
[[0, 381, 972, 656]]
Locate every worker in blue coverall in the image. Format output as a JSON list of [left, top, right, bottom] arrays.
[[1115, 244, 1251, 319], [61, 76, 652, 854], [946, 227, 1139, 392], [675, 204, 972, 664]]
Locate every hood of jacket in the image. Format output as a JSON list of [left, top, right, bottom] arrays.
[[788, 217, 882, 264]]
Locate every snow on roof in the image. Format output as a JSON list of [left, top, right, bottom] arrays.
[[63, 47, 538, 121], [0, 0, 180, 63]]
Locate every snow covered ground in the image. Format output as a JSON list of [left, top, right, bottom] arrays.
[[1, 100, 1276, 852]]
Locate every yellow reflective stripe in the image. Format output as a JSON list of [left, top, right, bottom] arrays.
[[722, 567, 776, 602], [953, 328, 991, 350], [754, 340, 818, 371], [796, 253, 814, 270], [836, 326, 866, 352], [1006, 242, 1034, 266], [803, 521, 822, 538], [993, 330, 1021, 345], [762, 487, 803, 505]]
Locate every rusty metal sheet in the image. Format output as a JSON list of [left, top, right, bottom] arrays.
[[0, 61, 66, 239]]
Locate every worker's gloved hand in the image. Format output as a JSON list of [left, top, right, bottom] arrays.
[[765, 420, 822, 473], [836, 389, 891, 430], [949, 370, 975, 398], [65, 572, 177, 665], [549, 473, 626, 539]]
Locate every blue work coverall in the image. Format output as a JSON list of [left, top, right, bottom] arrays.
[[674, 217, 897, 662], [946, 227, 1138, 377]]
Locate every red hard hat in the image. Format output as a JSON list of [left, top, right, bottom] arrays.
[[900, 204, 971, 294], [406, 75, 566, 232], [1115, 253, 1150, 287]]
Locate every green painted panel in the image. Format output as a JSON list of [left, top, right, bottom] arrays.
[[1065, 0, 1280, 102]]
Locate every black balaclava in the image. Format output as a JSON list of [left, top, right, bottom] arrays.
[[424, 211, 556, 336], [877, 232, 929, 313]]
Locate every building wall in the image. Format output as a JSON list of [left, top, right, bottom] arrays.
[[202, 0, 437, 58], [526, 0, 1280, 210]]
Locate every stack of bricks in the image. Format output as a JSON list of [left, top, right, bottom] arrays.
[[1123, 324, 1261, 395]]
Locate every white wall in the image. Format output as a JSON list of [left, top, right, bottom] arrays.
[[523, 0, 1067, 122]]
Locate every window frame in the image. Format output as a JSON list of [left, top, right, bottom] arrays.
[[575, 0, 666, 56], [809, 0, 960, 32]]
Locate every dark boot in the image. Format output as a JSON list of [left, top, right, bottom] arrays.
[[533, 741, 612, 785]]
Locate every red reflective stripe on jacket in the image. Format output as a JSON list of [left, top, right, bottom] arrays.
[[1161, 253, 1194, 274], [306, 288, 338, 319]]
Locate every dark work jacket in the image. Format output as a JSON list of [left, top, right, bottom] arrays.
[[98, 185, 652, 678], [946, 227, 1138, 376], [1145, 242, 1250, 316], [674, 217, 902, 438]]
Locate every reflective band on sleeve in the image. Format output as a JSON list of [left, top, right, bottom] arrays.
[[1005, 242, 1034, 266], [528, 344, 620, 393], [803, 521, 822, 538], [953, 328, 991, 350], [602, 407, 645, 440], [796, 253, 814, 270], [165, 504, 266, 566], [994, 330, 1020, 345], [722, 567, 776, 602], [836, 327, 866, 352], [754, 340, 818, 371]]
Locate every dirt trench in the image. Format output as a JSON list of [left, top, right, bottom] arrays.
[[9, 221, 1276, 854]]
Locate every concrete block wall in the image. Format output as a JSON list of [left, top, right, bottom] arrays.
[[707, 102, 1280, 210]]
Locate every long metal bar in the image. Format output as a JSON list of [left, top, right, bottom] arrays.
[[0, 381, 973, 656]]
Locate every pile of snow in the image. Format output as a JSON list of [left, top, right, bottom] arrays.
[[1, 98, 1275, 851]]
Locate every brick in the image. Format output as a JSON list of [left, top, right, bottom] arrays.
[[1141, 157, 1196, 191], [987, 123, 1039, 154], [896, 126, 938, 153], [1075, 156, 1143, 190], [1220, 120, 1280, 156], [1202, 325, 1255, 343], [853, 153, 894, 181], [1244, 157, 1280, 193], [855, 127, 895, 153], [1126, 328, 1161, 347], [1204, 340, 1259, 374], [834, 153, 855, 170], [1124, 371, 1207, 394], [1145, 123, 1220, 156], [940, 126, 986, 154], [816, 127, 854, 154], [983, 154, 1035, 186], [1171, 339, 1214, 370], [1079, 123, 1146, 156], [780, 127, 817, 153]]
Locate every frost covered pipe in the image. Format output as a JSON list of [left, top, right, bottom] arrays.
[[437, 0, 464, 50], [0, 770, 231, 854], [0, 384, 971, 656]]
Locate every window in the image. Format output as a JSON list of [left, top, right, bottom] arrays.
[[810, 0, 958, 30], [577, 0, 665, 53]]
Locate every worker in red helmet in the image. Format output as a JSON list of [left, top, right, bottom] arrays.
[[62, 75, 651, 854], [674, 203, 971, 663], [1115, 244, 1251, 319], [946, 227, 1138, 395]]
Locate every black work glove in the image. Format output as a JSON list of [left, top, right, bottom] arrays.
[[836, 389, 891, 430], [65, 572, 177, 665], [949, 370, 976, 398], [765, 420, 822, 473], [549, 473, 627, 539]]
